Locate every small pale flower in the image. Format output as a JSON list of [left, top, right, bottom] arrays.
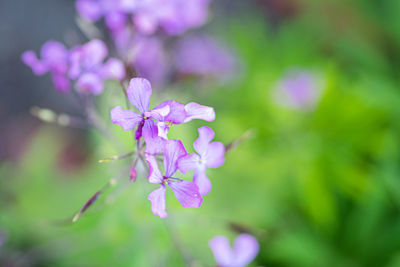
[[178, 126, 224, 195], [147, 139, 202, 218], [209, 234, 259, 267]]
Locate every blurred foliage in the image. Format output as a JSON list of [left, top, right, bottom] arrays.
[[2, 0, 400, 266]]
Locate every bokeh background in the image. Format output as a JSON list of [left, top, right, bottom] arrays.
[[2, 0, 400, 266]]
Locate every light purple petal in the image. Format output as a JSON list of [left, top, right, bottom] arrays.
[[82, 39, 108, 70], [143, 119, 164, 155], [134, 12, 158, 35], [76, 72, 104, 95], [205, 142, 225, 169], [146, 155, 164, 184], [157, 121, 169, 140], [155, 100, 186, 124], [76, 0, 103, 21], [40, 41, 68, 71], [146, 105, 170, 122], [99, 58, 126, 80], [105, 11, 127, 31], [21, 51, 48, 75], [51, 72, 70, 92], [193, 126, 214, 157], [177, 153, 200, 174], [126, 78, 152, 113], [168, 180, 202, 208], [193, 168, 211, 196], [148, 185, 168, 218], [209, 236, 234, 266], [163, 139, 187, 178], [233, 234, 259, 267], [184, 102, 215, 123], [110, 106, 142, 131], [68, 47, 83, 79]]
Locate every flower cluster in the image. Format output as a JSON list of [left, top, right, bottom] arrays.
[[111, 78, 225, 217], [22, 39, 125, 94]]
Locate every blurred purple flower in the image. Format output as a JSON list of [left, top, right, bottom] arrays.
[[174, 35, 236, 81], [209, 234, 259, 267], [178, 126, 224, 195], [146, 139, 202, 218], [69, 39, 125, 94], [273, 69, 322, 110], [110, 78, 169, 154], [22, 40, 70, 92]]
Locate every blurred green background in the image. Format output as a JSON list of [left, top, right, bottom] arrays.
[[2, 0, 400, 266]]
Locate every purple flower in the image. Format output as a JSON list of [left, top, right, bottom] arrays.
[[147, 139, 202, 218], [174, 35, 236, 81], [110, 78, 169, 154], [273, 69, 322, 110], [178, 126, 224, 195], [69, 39, 125, 94], [209, 234, 259, 267], [22, 40, 70, 92]]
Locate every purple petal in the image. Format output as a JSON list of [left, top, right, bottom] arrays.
[[81, 39, 108, 70], [76, 0, 103, 21], [40, 41, 68, 71], [76, 72, 104, 95], [126, 78, 152, 113], [163, 139, 187, 178], [233, 234, 259, 266], [22, 51, 48, 75], [148, 185, 168, 218], [209, 236, 234, 266], [99, 58, 126, 80], [193, 126, 214, 157], [146, 105, 170, 122], [68, 47, 83, 79], [134, 12, 158, 35], [193, 169, 211, 196], [157, 121, 169, 140], [184, 102, 215, 123], [168, 180, 202, 208], [146, 155, 164, 184], [105, 11, 127, 31], [110, 106, 142, 131], [155, 100, 186, 124], [51, 72, 70, 92], [205, 142, 225, 169], [177, 153, 200, 174], [143, 119, 164, 155]]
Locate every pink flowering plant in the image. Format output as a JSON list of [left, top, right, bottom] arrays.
[[21, 0, 259, 265]]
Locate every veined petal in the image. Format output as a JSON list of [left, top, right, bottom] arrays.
[[168, 180, 202, 208], [148, 185, 168, 218], [76, 72, 104, 95], [163, 139, 187, 178], [184, 102, 215, 123], [157, 121, 169, 140], [193, 126, 214, 157], [127, 78, 152, 113], [110, 106, 142, 131], [193, 168, 211, 196], [177, 153, 200, 174], [155, 100, 186, 124], [99, 58, 126, 80], [233, 234, 259, 267], [209, 236, 234, 267], [146, 155, 164, 184], [146, 104, 170, 121], [205, 142, 225, 168], [143, 119, 164, 155]]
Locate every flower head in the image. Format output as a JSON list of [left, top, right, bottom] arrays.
[[209, 234, 259, 267], [178, 126, 224, 195], [22, 40, 70, 91], [110, 78, 169, 154], [147, 139, 202, 218]]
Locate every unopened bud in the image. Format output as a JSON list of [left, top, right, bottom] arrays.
[[129, 167, 137, 182]]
